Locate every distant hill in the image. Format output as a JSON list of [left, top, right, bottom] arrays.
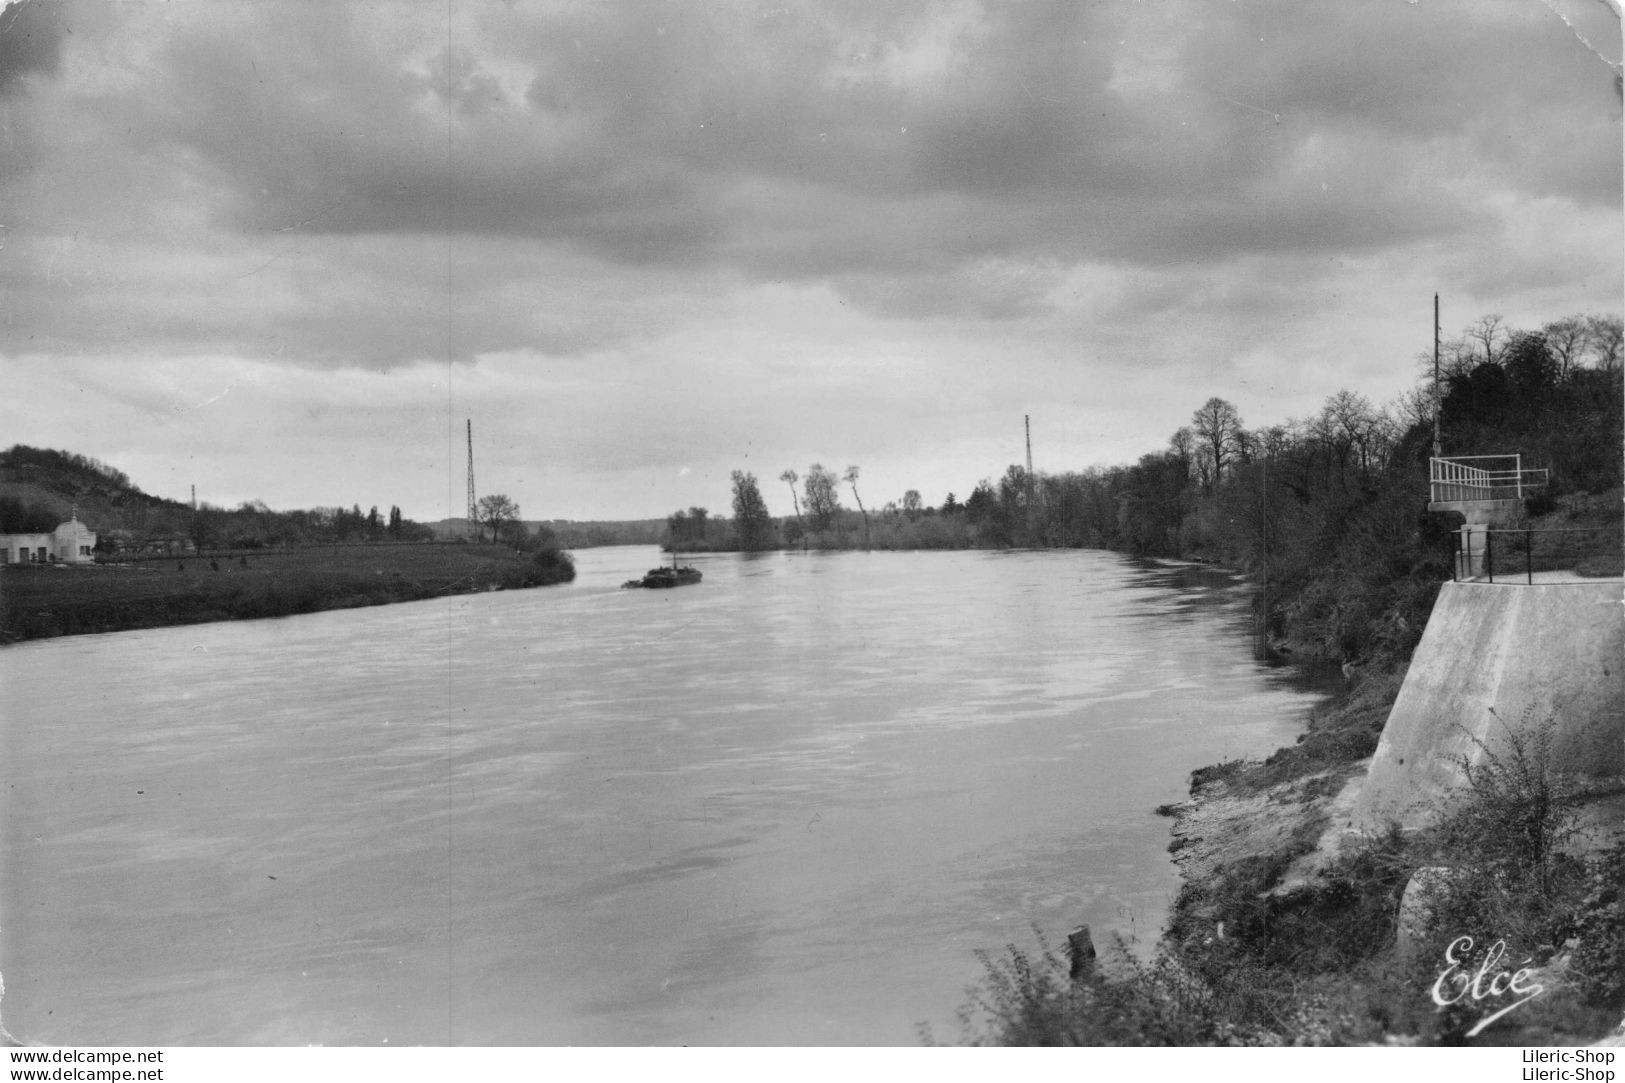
[[1, 445, 441, 549], [3, 443, 683, 551], [0, 445, 187, 535]]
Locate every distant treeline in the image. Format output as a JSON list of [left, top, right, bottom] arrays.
[[669, 313, 1623, 667], [543, 519, 667, 548], [1, 444, 450, 553]]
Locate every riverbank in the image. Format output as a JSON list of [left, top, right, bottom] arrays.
[[1159, 670, 1623, 1045], [962, 650, 1625, 1045], [0, 543, 575, 644]]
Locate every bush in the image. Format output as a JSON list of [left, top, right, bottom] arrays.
[[951, 932, 1080, 1045], [1430, 707, 1577, 896], [530, 547, 576, 584]]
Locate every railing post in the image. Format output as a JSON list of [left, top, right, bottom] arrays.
[[1487, 530, 1494, 583], [1526, 529, 1533, 584]]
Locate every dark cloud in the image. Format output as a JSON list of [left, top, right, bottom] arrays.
[[0, 0, 70, 96], [60, 0, 1608, 276], [0, 0, 1616, 372]]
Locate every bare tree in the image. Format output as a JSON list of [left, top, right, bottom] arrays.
[[902, 489, 922, 519], [1190, 397, 1245, 493], [1463, 313, 1508, 368], [1168, 425, 1197, 482], [844, 465, 870, 550], [1253, 423, 1293, 462], [1543, 315, 1589, 381], [1586, 314, 1623, 372], [1423, 338, 1479, 384], [1320, 389, 1385, 477], [1389, 384, 1435, 431], [476, 493, 520, 544]]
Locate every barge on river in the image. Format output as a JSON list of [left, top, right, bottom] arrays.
[[623, 561, 702, 589]]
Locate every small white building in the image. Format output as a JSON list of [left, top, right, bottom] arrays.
[[0, 516, 98, 565]]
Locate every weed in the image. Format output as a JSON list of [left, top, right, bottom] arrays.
[[954, 929, 1080, 1046], [1433, 705, 1579, 896]]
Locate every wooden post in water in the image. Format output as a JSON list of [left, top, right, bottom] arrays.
[[1067, 925, 1097, 982]]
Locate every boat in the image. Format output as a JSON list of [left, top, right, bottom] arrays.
[[622, 553, 702, 589], [628, 564, 702, 588]]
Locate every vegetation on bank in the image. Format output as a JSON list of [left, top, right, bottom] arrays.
[[0, 449, 577, 643], [674, 316, 1619, 674], [952, 708, 1625, 1046], [0, 542, 575, 643], [938, 312, 1623, 1046]]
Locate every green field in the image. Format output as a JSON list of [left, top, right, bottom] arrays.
[[0, 543, 574, 643]]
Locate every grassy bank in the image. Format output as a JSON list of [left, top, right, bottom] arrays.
[[0, 543, 575, 643]]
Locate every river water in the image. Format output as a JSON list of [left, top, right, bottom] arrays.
[[0, 546, 1329, 1046]]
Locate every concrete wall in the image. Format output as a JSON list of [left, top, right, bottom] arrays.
[[1349, 579, 1624, 834]]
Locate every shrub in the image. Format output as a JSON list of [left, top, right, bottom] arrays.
[[531, 547, 576, 584], [1431, 707, 1577, 896], [952, 931, 1081, 1046]]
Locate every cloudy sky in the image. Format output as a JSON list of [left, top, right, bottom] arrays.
[[1, 0, 1620, 522]]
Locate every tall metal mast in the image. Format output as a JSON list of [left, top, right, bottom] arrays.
[[466, 419, 478, 532], [1024, 414, 1037, 537], [1433, 293, 1442, 458]]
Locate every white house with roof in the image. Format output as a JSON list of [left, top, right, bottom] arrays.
[[0, 515, 98, 565]]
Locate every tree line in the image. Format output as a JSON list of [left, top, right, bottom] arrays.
[[663, 312, 1622, 667]]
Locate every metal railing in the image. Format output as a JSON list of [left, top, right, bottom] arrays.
[[1429, 455, 1549, 503], [1453, 526, 1624, 583]]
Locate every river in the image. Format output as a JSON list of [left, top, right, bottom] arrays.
[[0, 546, 1330, 1045]]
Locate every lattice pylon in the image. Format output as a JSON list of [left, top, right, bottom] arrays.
[[466, 419, 477, 529]]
